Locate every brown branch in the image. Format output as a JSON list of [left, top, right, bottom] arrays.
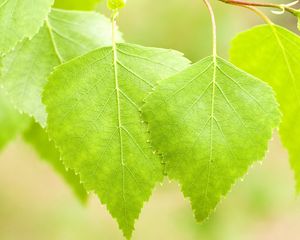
[[219, 0, 299, 15]]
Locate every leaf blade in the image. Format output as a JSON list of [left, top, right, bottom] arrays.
[[0, 8, 121, 126], [142, 56, 280, 221], [43, 43, 190, 238], [230, 24, 300, 192], [0, 0, 54, 54]]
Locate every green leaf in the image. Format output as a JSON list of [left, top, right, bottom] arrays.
[[0, 89, 30, 150], [0, 8, 121, 127], [0, 0, 54, 54], [142, 56, 280, 222], [54, 0, 100, 10], [230, 24, 300, 192], [43, 43, 190, 238], [23, 121, 87, 203]]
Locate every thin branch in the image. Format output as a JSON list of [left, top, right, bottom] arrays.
[[219, 0, 299, 15]]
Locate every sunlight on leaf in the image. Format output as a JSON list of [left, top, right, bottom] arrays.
[[43, 43, 190, 238], [0, 8, 121, 127], [231, 24, 300, 192], [0, 0, 54, 54], [143, 56, 280, 221]]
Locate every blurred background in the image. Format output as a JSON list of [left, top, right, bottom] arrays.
[[1, 0, 300, 239]]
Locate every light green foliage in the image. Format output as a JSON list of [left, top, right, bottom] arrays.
[[54, 0, 100, 10], [107, 0, 126, 10], [43, 43, 190, 238], [0, 90, 30, 150], [23, 122, 87, 202], [0, 8, 121, 127], [143, 56, 280, 222], [0, 0, 54, 54], [230, 24, 300, 192]]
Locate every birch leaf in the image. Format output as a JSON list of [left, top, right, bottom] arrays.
[[143, 56, 280, 222], [0, 0, 54, 54], [43, 43, 190, 238], [230, 24, 300, 192], [0, 8, 121, 126]]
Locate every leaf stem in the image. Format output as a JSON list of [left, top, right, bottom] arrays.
[[219, 0, 299, 16], [111, 10, 118, 49], [203, 0, 217, 59], [243, 6, 274, 24]]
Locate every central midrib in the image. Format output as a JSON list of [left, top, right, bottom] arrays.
[[112, 42, 129, 226], [203, 56, 217, 212]]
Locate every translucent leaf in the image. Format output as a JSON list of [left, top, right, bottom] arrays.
[[43, 43, 190, 238], [23, 121, 87, 203], [230, 24, 300, 192], [142, 56, 280, 222], [54, 0, 100, 10], [0, 0, 54, 54], [0, 8, 121, 127]]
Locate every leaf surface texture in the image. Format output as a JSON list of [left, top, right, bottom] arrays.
[[43, 43, 190, 238], [143, 56, 280, 221], [0, 8, 121, 126], [231, 24, 300, 191], [0, 0, 53, 54]]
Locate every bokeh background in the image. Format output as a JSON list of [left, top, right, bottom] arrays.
[[1, 0, 300, 239]]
